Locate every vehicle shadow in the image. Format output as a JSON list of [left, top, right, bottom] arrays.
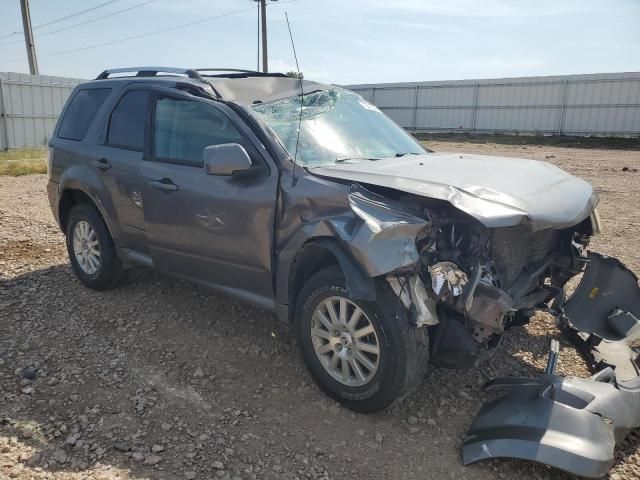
[[1, 263, 636, 479]]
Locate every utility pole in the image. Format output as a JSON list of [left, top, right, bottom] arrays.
[[20, 0, 39, 75], [259, 0, 268, 73]]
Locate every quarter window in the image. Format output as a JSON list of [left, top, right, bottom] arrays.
[[152, 97, 245, 165], [58, 88, 111, 141], [107, 90, 149, 150]]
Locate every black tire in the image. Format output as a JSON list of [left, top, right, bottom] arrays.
[[65, 203, 127, 290], [295, 266, 430, 413]]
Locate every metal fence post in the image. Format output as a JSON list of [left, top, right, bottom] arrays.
[[412, 85, 419, 132], [557, 80, 569, 135], [0, 78, 9, 150], [471, 82, 479, 133], [370, 87, 376, 105]]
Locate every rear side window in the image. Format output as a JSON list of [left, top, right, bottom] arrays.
[[152, 97, 245, 165], [107, 90, 149, 150], [58, 88, 111, 141]]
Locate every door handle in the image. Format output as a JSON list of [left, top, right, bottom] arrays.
[[150, 179, 178, 192], [92, 158, 111, 171]]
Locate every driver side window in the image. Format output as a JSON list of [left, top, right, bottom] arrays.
[[152, 97, 245, 166]]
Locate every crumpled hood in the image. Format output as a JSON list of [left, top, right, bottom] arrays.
[[310, 152, 598, 231]]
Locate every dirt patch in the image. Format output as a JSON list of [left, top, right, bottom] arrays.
[[418, 133, 640, 150], [1, 144, 640, 480]]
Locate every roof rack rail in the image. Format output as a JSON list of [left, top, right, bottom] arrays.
[[95, 66, 204, 81], [196, 68, 287, 78]]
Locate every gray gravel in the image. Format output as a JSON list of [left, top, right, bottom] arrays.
[[1, 140, 639, 480]]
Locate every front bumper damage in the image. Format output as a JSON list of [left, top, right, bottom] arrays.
[[463, 252, 640, 478]]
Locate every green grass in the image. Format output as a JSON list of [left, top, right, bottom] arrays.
[[0, 148, 47, 176]]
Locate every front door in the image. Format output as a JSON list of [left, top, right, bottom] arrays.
[[140, 91, 278, 302]]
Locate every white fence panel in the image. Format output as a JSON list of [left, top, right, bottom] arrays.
[[348, 72, 640, 137], [2, 71, 640, 148], [0, 72, 84, 149]]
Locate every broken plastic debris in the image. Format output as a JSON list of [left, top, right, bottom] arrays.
[[429, 262, 469, 298], [387, 275, 439, 327]]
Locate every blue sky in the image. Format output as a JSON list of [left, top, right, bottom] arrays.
[[0, 0, 638, 84]]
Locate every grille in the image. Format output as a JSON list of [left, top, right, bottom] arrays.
[[490, 227, 560, 287]]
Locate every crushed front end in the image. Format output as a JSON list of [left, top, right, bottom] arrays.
[[377, 192, 600, 369]]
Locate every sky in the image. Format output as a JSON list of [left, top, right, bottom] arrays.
[[0, 0, 638, 85]]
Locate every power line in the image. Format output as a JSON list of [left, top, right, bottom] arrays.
[[0, 0, 156, 48], [33, 0, 123, 30], [0, 0, 122, 40], [0, 5, 256, 64], [0, 30, 19, 41], [0, 0, 299, 65]]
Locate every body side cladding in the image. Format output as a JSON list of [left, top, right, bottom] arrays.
[[279, 236, 376, 324], [311, 238, 376, 300]]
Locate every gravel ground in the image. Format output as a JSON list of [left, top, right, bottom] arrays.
[[1, 140, 639, 480]]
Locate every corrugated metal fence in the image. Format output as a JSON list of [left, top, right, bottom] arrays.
[[1, 71, 639, 149], [347, 72, 640, 137], [0, 72, 83, 150]]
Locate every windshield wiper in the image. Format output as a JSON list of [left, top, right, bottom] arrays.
[[395, 152, 420, 157], [335, 157, 383, 163]]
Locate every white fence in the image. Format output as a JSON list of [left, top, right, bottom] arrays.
[[1, 71, 639, 150], [347, 72, 640, 137], [0, 72, 84, 150]]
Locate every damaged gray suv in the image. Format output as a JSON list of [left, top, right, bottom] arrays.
[[48, 68, 628, 429]]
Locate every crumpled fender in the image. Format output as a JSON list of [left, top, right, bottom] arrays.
[[275, 181, 429, 305]]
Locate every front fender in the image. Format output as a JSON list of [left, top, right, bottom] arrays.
[[275, 184, 430, 306]]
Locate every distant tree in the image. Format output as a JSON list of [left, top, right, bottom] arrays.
[[286, 71, 304, 79]]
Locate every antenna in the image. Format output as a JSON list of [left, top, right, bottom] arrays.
[[285, 11, 303, 181]]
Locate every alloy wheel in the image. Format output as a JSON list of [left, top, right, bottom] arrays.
[[310, 296, 380, 387], [72, 220, 101, 275]]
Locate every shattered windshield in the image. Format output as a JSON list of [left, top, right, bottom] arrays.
[[251, 87, 426, 167]]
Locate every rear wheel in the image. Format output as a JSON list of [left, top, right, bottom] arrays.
[[295, 267, 430, 413], [65, 203, 127, 290]]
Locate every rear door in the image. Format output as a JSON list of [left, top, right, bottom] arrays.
[[140, 90, 278, 303], [86, 87, 150, 252]]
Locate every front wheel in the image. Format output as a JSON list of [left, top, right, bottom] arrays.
[[295, 267, 430, 413]]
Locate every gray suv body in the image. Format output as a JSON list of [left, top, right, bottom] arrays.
[[48, 68, 633, 431]]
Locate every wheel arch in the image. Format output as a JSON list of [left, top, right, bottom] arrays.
[[58, 187, 118, 246], [286, 238, 376, 324]]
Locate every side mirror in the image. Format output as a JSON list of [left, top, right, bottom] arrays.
[[203, 143, 252, 176]]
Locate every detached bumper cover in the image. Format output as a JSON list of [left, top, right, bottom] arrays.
[[559, 252, 640, 381], [463, 252, 640, 478], [463, 373, 640, 478]]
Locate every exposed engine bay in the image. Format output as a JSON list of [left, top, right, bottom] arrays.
[[374, 188, 599, 369]]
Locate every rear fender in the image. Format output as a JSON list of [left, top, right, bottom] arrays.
[[58, 165, 120, 245]]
